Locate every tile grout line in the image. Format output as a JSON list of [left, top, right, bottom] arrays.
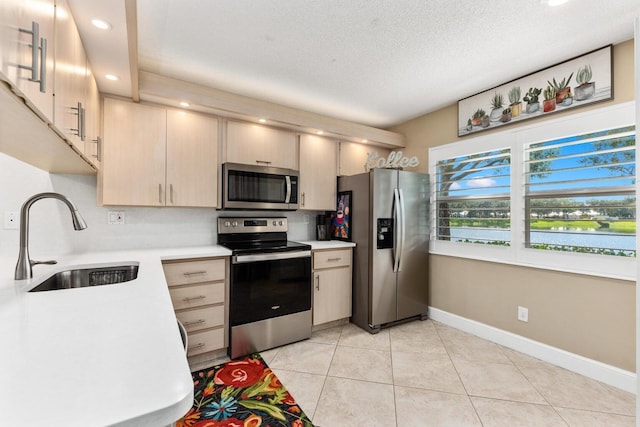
[[504, 348, 571, 426], [389, 326, 399, 427], [433, 322, 486, 427], [310, 323, 345, 424]]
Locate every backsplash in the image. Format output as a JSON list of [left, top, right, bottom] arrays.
[[0, 153, 318, 258]]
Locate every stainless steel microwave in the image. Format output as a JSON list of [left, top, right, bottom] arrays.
[[222, 163, 299, 210]]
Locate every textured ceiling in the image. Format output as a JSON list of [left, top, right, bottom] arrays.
[[71, 0, 640, 128]]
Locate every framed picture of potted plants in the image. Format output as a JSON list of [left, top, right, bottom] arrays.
[[457, 45, 612, 137]]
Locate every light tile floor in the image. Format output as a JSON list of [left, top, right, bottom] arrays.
[[199, 320, 636, 426]]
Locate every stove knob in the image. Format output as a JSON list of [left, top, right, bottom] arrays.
[[232, 221, 238, 227], [278, 220, 284, 226], [272, 220, 277, 226], [224, 221, 231, 227]]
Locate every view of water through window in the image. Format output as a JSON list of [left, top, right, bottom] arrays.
[[435, 124, 636, 257]]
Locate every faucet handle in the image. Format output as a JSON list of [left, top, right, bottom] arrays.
[[31, 260, 58, 267]]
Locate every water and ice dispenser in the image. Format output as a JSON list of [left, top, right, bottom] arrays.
[[376, 218, 394, 249]]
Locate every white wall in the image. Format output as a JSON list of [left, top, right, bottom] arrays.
[[0, 153, 318, 259]]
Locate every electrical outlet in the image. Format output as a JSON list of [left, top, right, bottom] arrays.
[[303, 214, 310, 225], [107, 211, 125, 225], [517, 306, 529, 322], [3, 211, 19, 229]]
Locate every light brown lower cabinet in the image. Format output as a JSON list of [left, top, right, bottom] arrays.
[[312, 248, 353, 326], [162, 257, 228, 358]]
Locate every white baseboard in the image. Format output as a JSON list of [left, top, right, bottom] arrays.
[[429, 307, 636, 394]]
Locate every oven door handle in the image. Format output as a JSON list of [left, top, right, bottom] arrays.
[[232, 250, 311, 264]]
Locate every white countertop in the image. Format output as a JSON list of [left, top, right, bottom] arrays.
[[299, 240, 356, 250], [0, 245, 231, 427]]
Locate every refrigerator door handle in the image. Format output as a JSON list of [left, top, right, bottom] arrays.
[[393, 188, 401, 272], [398, 188, 406, 271]]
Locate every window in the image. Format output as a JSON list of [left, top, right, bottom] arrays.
[[435, 148, 511, 246], [429, 102, 636, 279], [524, 126, 635, 257]]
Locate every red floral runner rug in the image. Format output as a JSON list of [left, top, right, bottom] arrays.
[[176, 353, 314, 427]]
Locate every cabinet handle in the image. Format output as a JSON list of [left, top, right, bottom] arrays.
[[327, 257, 342, 262], [182, 295, 206, 302], [255, 160, 272, 165], [169, 184, 174, 204], [91, 137, 102, 161], [80, 103, 86, 141], [183, 319, 205, 326], [188, 342, 205, 351], [71, 102, 84, 140], [158, 184, 163, 204], [183, 270, 207, 276], [19, 21, 46, 92], [315, 274, 320, 291]]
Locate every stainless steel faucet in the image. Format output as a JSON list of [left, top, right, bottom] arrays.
[[14, 192, 87, 280]]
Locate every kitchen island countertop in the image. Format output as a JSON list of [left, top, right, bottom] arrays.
[[0, 245, 231, 427]]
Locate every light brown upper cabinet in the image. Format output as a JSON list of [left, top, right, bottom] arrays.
[[0, 0, 55, 121], [299, 134, 337, 210], [53, 0, 87, 152], [225, 121, 298, 170], [0, 0, 97, 173], [101, 98, 219, 207], [165, 109, 219, 207], [83, 67, 100, 168]]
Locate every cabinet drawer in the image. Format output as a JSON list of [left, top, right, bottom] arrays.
[[187, 328, 225, 356], [176, 305, 225, 333], [163, 258, 225, 286], [169, 282, 225, 310], [314, 249, 352, 269]]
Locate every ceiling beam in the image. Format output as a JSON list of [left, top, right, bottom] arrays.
[[124, 0, 139, 102]]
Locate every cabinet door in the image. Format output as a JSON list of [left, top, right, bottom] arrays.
[[101, 98, 166, 206], [313, 267, 352, 325], [53, 0, 86, 151], [0, 0, 54, 121], [83, 67, 100, 167], [299, 134, 337, 210], [226, 121, 297, 169], [166, 110, 219, 207]]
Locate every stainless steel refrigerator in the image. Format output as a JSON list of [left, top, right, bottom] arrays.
[[338, 168, 429, 333]]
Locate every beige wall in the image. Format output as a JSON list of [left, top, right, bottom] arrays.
[[391, 40, 636, 371]]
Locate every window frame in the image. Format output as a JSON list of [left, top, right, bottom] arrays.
[[429, 101, 636, 280]]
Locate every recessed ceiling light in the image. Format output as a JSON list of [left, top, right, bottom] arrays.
[[91, 19, 111, 30], [179, 101, 190, 107], [316, 130, 324, 135], [258, 118, 267, 123], [362, 139, 368, 143], [540, 0, 569, 6], [105, 74, 119, 81]]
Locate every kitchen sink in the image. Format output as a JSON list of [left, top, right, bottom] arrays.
[[29, 263, 139, 292]]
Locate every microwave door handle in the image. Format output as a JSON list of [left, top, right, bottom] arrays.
[[285, 175, 292, 203]]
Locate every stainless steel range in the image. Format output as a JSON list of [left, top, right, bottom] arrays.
[[218, 217, 312, 359]]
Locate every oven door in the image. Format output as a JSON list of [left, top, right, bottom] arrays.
[[223, 162, 299, 210], [230, 251, 311, 327]]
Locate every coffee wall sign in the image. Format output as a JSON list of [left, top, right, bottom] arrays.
[[366, 151, 420, 171], [457, 45, 612, 137]]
